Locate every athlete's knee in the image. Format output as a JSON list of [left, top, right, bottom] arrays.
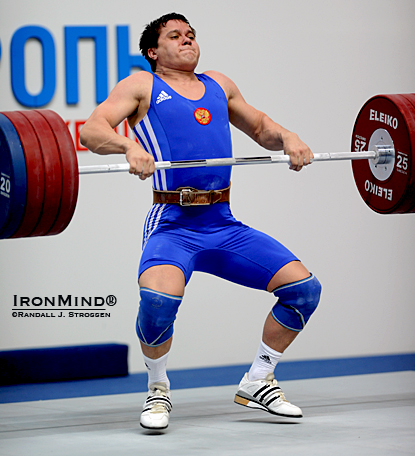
[[271, 274, 322, 332], [136, 288, 183, 347]]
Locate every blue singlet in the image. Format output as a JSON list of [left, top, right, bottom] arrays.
[[133, 73, 298, 290]]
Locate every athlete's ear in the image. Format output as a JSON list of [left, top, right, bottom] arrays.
[[148, 48, 158, 61]]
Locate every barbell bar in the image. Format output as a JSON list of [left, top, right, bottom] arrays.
[[0, 92, 414, 240], [78, 146, 393, 175]]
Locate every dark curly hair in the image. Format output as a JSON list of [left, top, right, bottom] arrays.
[[139, 13, 196, 72]]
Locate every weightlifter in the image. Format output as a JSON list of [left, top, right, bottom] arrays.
[[80, 12, 322, 430]]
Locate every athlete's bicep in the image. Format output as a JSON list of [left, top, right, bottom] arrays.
[[227, 87, 265, 142]]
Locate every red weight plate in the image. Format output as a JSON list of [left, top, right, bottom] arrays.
[[402, 93, 415, 105], [351, 94, 415, 214], [19, 110, 63, 236], [2, 111, 45, 237], [34, 110, 79, 236]]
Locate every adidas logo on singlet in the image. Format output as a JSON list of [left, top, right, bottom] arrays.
[[156, 90, 172, 104]]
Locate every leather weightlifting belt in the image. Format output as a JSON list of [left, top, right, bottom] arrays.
[[153, 185, 230, 206]]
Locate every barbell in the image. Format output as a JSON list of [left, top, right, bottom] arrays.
[[0, 93, 414, 240]]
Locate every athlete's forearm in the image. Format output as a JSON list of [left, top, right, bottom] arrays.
[[255, 114, 289, 151], [80, 116, 135, 156]]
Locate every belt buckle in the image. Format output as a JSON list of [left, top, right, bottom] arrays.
[[179, 188, 212, 206], [179, 188, 194, 206]]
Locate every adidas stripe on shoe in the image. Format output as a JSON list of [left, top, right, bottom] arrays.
[[140, 382, 172, 429], [234, 373, 302, 418]]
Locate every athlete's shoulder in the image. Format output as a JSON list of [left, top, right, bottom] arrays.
[[113, 71, 153, 95], [203, 70, 231, 84], [107, 71, 153, 108], [202, 70, 239, 100], [121, 70, 153, 89], [127, 70, 154, 81]]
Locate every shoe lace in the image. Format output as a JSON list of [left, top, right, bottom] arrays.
[[265, 373, 287, 402], [145, 386, 172, 413], [151, 401, 168, 414]]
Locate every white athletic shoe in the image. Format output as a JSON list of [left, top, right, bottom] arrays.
[[234, 373, 303, 418], [140, 382, 172, 429]]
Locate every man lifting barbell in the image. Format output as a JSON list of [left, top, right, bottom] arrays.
[[0, 12, 413, 431], [79, 12, 322, 430]]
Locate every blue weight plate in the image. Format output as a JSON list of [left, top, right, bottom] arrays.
[[0, 113, 27, 238]]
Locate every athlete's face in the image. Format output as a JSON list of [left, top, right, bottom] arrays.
[[149, 20, 200, 72]]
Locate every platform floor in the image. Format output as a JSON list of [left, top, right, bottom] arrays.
[[0, 371, 414, 456]]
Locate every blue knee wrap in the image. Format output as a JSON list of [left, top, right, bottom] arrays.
[[271, 274, 321, 332], [136, 288, 182, 347]]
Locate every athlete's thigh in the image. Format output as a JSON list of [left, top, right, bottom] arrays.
[[194, 224, 299, 290], [139, 227, 200, 285], [139, 264, 186, 296]]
